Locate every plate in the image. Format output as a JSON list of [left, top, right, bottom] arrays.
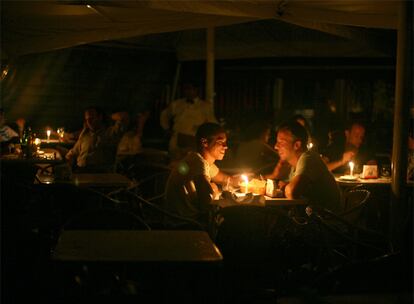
[[339, 175, 358, 181]]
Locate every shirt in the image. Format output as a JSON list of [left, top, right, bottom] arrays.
[[164, 152, 219, 226], [291, 150, 341, 213]]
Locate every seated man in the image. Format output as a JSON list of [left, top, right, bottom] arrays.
[[65, 106, 127, 173], [276, 121, 341, 213], [321, 120, 375, 174], [164, 122, 239, 229]]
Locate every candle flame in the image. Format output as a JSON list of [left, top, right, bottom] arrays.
[[46, 130, 51, 137], [241, 174, 248, 184]]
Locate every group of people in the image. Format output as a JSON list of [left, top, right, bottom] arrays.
[[2, 83, 413, 233]]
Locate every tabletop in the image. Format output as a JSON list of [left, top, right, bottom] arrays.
[[53, 230, 223, 263], [335, 174, 391, 186], [215, 192, 307, 208]]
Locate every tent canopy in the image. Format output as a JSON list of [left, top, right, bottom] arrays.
[[2, 1, 399, 60]]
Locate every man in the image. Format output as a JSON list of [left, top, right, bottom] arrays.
[[321, 121, 375, 174], [0, 108, 19, 143], [275, 121, 341, 213], [160, 83, 217, 159], [66, 106, 127, 173], [164, 122, 238, 229]]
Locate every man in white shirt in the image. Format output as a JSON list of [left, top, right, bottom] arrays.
[[160, 83, 217, 158], [66, 107, 127, 172]]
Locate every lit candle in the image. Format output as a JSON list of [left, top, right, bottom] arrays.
[[46, 129, 51, 143], [349, 161, 354, 176], [241, 174, 249, 193], [307, 142, 313, 150]]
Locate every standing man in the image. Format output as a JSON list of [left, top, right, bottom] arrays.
[[164, 122, 239, 229], [66, 106, 127, 173], [276, 121, 341, 213], [160, 83, 217, 159]]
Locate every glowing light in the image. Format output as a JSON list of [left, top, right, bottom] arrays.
[[307, 142, 313, 150], [349, 161, 354, 176], [46, 129, 51, 143], [241, 174, 248, 193]]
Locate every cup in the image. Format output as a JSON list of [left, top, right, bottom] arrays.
[[380, 164, 391, 177]]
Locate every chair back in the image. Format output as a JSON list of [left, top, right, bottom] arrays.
[[341, 187, 370, 226], [62, 207, 150, 231]]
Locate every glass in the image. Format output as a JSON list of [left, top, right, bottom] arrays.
[[380, 164, 391, 177]]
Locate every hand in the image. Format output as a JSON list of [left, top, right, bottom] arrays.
[[342, 151, 355, 164]]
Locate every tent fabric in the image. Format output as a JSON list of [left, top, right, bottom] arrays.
[[1, 1, 400, 59]]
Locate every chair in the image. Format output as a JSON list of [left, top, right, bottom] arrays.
[[61, 207, 151, 231], [341, 186, 371, 226]]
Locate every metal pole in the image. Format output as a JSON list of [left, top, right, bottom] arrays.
[[390, 0, 412, 250], [171, 62, 181, 103], [206, 27, 215, 105]]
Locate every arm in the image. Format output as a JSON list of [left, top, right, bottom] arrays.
[[285, 174, 311, 199], [264, 159, 290, 180], [193, 174, 216, 211], [160, 103, 173, 131], [211, 171, 241, 188], [323, 150, 355, 172]]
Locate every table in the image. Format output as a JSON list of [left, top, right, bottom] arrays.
[[335, 174, 391, 187], [53, 230, 223, 263], [214, 193, 307, 208], [52, 230, 223, 300]]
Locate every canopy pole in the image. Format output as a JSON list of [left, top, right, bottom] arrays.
[[171, 62, 181, 103], [390, 0, 412, 251], [206, 27, 215, 106]]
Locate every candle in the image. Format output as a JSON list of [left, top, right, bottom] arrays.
[[241, 174, 248, 193], [349, 161, 354, 176], [46, 129, 51, 143], [307, 142, 313, 150]]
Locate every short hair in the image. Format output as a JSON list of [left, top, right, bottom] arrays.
[[345, 120, 366, 131], [277, 120, 308, 150], [195, 123, 226, 152], [84, 106, 104, 116]]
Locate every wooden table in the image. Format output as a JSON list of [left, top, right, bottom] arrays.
[[53, 230, 223, 263]]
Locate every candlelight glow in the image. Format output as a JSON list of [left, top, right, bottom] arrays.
[[307, 142, 313, 150], [349, 161, 355, 176], [34, 138, 41, 146], [241, 174, 249, 193]]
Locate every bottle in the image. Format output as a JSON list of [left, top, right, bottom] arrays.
[[21, 126, 33, 158]]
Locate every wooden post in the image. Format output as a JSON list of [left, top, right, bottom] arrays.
[[206, 27, 215, 106], [390, 0, 412, 250]]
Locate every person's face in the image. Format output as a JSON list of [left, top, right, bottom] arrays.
[[205, 132, 228, 161], [84, 109, 102, 131], [275, 130, 300, 162], [345, 124, 365, 148]]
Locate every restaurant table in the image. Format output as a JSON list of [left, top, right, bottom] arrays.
[[52, 230, 223, 300], [214, 193, 307, 208], [53, 230, 222, 263], [335, 174, 392, 187]]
